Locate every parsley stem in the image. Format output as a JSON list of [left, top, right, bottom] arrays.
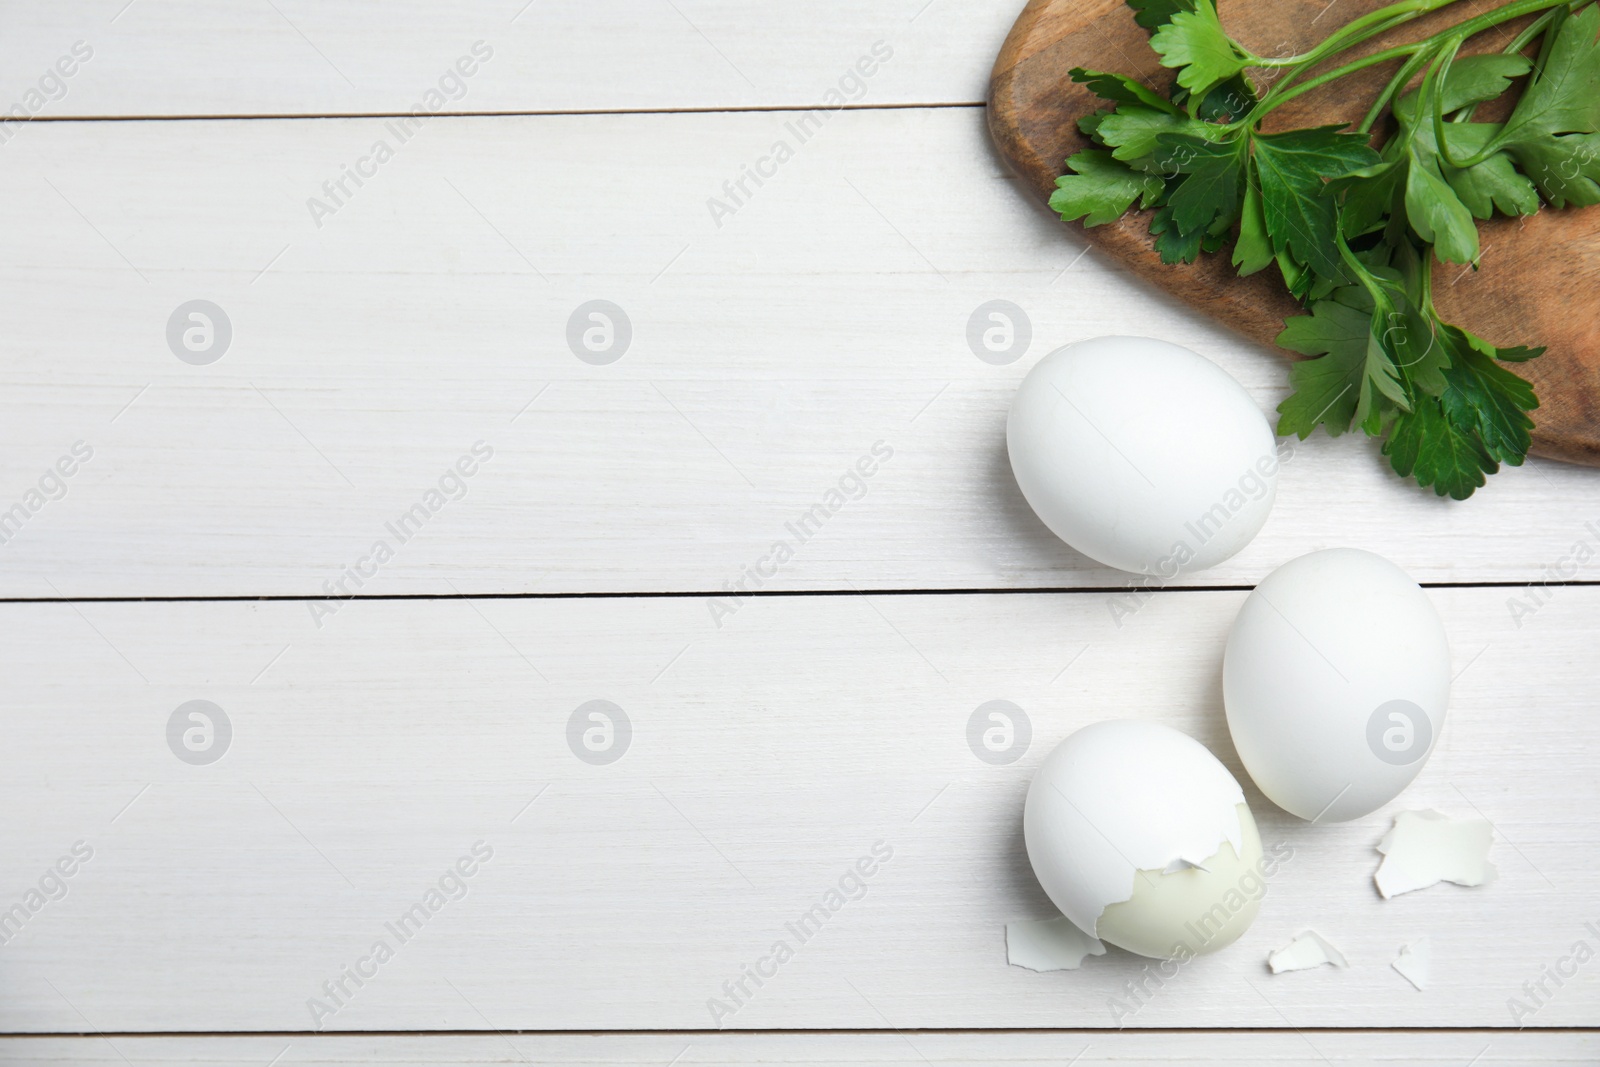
[[1360, 44, 1441, 132], [1420, 242, 1436, 313], [1333, 229, 1390, 311], [1427, 38, 1473, 166], [1248, 0, 1461, 101], [1256, 40, 1434, 126], [1299, 0, 1459, 65], [1503, 3, 1567, 54], [1252, 0, 1571, 127], [1242, 0, 1458, 67]]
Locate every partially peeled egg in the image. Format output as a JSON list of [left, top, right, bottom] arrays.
[[1023, 720, 1267, 959]]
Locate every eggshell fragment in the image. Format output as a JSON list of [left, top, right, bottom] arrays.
[[1374, 810, 1496, 898], [1004, 917, 1106, 972], [1393, 938, 1432, 990], [1268, 931, 1348, 974]]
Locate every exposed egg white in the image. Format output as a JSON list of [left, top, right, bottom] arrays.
[[1224, 548, 1451, 822], [1023, 720, 1263, 959], [1006, 336, 1279, 575]]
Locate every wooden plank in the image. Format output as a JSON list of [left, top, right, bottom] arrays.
[[0, 0, 1017, 118], [1, 588, 1594, 1031], [2, 109, 1598, 597], [4, 1032, 1597, 1065]]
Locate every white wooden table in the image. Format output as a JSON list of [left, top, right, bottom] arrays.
[[1, 2, 1596, 1063]]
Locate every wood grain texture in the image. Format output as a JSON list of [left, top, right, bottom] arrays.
[[2, 589, 1595, 1031], [0, 0, 1018, 117], [3, 1032, 1597, 1065], [3, 110, 1600, 598], [987, 0, 1600, 465]]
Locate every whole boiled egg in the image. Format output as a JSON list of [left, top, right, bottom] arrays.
[[1006, 337, 1280, 575], [1024, 720, 1267, 959], [1224, 548, 1450, 822]]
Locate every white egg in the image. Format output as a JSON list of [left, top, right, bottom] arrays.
[[1006, 336, 1280, 575], [1024, 720, 1266, 960], [1224, 548, 1451, 822]]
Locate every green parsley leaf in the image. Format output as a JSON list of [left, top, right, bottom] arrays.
[[1383, 394, 1494, 500], [1050, 150, 1166, 226], [1275, 298, 1372, 436], [1363, 252, 1451, 400], [1501, 6, 1600, 141], [1127, 0, 1196, 32], [1380, 312, 1540, 496], [1253, 127, 1382, 279], [1514, 131, 1600, 207], [1189, 73, 1258, 124], [1394, 80, 1538, 227], [1273, 277, 1447, 441], [1096, 107, 1218, 165], [1438, 123, 1541, 218], [1486, 340, 1547, 363], [1405, 156, 1481, 264], [1233, 176, 1274, 275], [1150, 0, 1249, 106], [1436, 53, 1532, 113], [1356, 293, 1416, 432], [1069, 68, 1180, 114], [1332, 145, 1404, 239], [1392, 73, 1482, 264], [1482, 5, 1600, 207], [1438, 324, 1538, 465], [1155, 133, 1246, 234], [1149, 203, 1206, 263]]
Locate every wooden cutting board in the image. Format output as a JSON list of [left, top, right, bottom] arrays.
[[989, 0, 1600, 466]]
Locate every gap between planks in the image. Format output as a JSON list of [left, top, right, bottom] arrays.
[[5, 1027, 1599, 1037], [0, 578, 1589, 605], [0, 101, 986, 125]]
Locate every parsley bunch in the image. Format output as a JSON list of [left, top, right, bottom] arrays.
[[1052, 0, 1600, 498]]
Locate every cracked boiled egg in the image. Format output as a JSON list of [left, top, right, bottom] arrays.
[[1023, 720, 1266, 960]]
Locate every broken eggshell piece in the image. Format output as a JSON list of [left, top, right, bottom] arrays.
[[1374, 809, 1496, 898], [1267, 930, 1348, 974], [1023, 720, 1264, 960], [1004, 916, 1107, 972], [1392, 938, 1431, 990]]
